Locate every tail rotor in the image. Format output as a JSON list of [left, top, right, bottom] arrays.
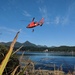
[[39, 18, 44, 26]]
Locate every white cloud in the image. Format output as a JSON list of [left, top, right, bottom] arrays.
[[39, 7, 47, 15], [53, 16, 69, 25], [39, 7, 50, 24], [61, 17, 69, 25], [54, 16, 60, 24], [39, 6, 70, 25], [38, 1, 75, 26], [0, 26, 17, 34], [61, 1, 75, 25], [23, 10, 31, 17]]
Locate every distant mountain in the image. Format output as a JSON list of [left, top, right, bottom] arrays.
[[0, 42, 11, 46], [0, 41, 47, 48], [22, 41, 37, 47], [0, 41, 22, 47], [37, 45, 47, 48]]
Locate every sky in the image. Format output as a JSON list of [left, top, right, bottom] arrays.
[[0, 0, 75, 47]]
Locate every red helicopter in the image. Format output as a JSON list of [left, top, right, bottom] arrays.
[[26, 17, 44, 32]]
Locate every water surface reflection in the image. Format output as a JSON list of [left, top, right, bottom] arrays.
[[17, 52, 75, 73]]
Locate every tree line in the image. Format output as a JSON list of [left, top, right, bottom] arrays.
[[13, 46, 75, 52]]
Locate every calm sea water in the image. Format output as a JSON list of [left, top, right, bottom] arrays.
[[17, 52, 75, 73]]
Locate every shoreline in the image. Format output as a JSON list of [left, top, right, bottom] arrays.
[[17, 51, 75, 56]]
